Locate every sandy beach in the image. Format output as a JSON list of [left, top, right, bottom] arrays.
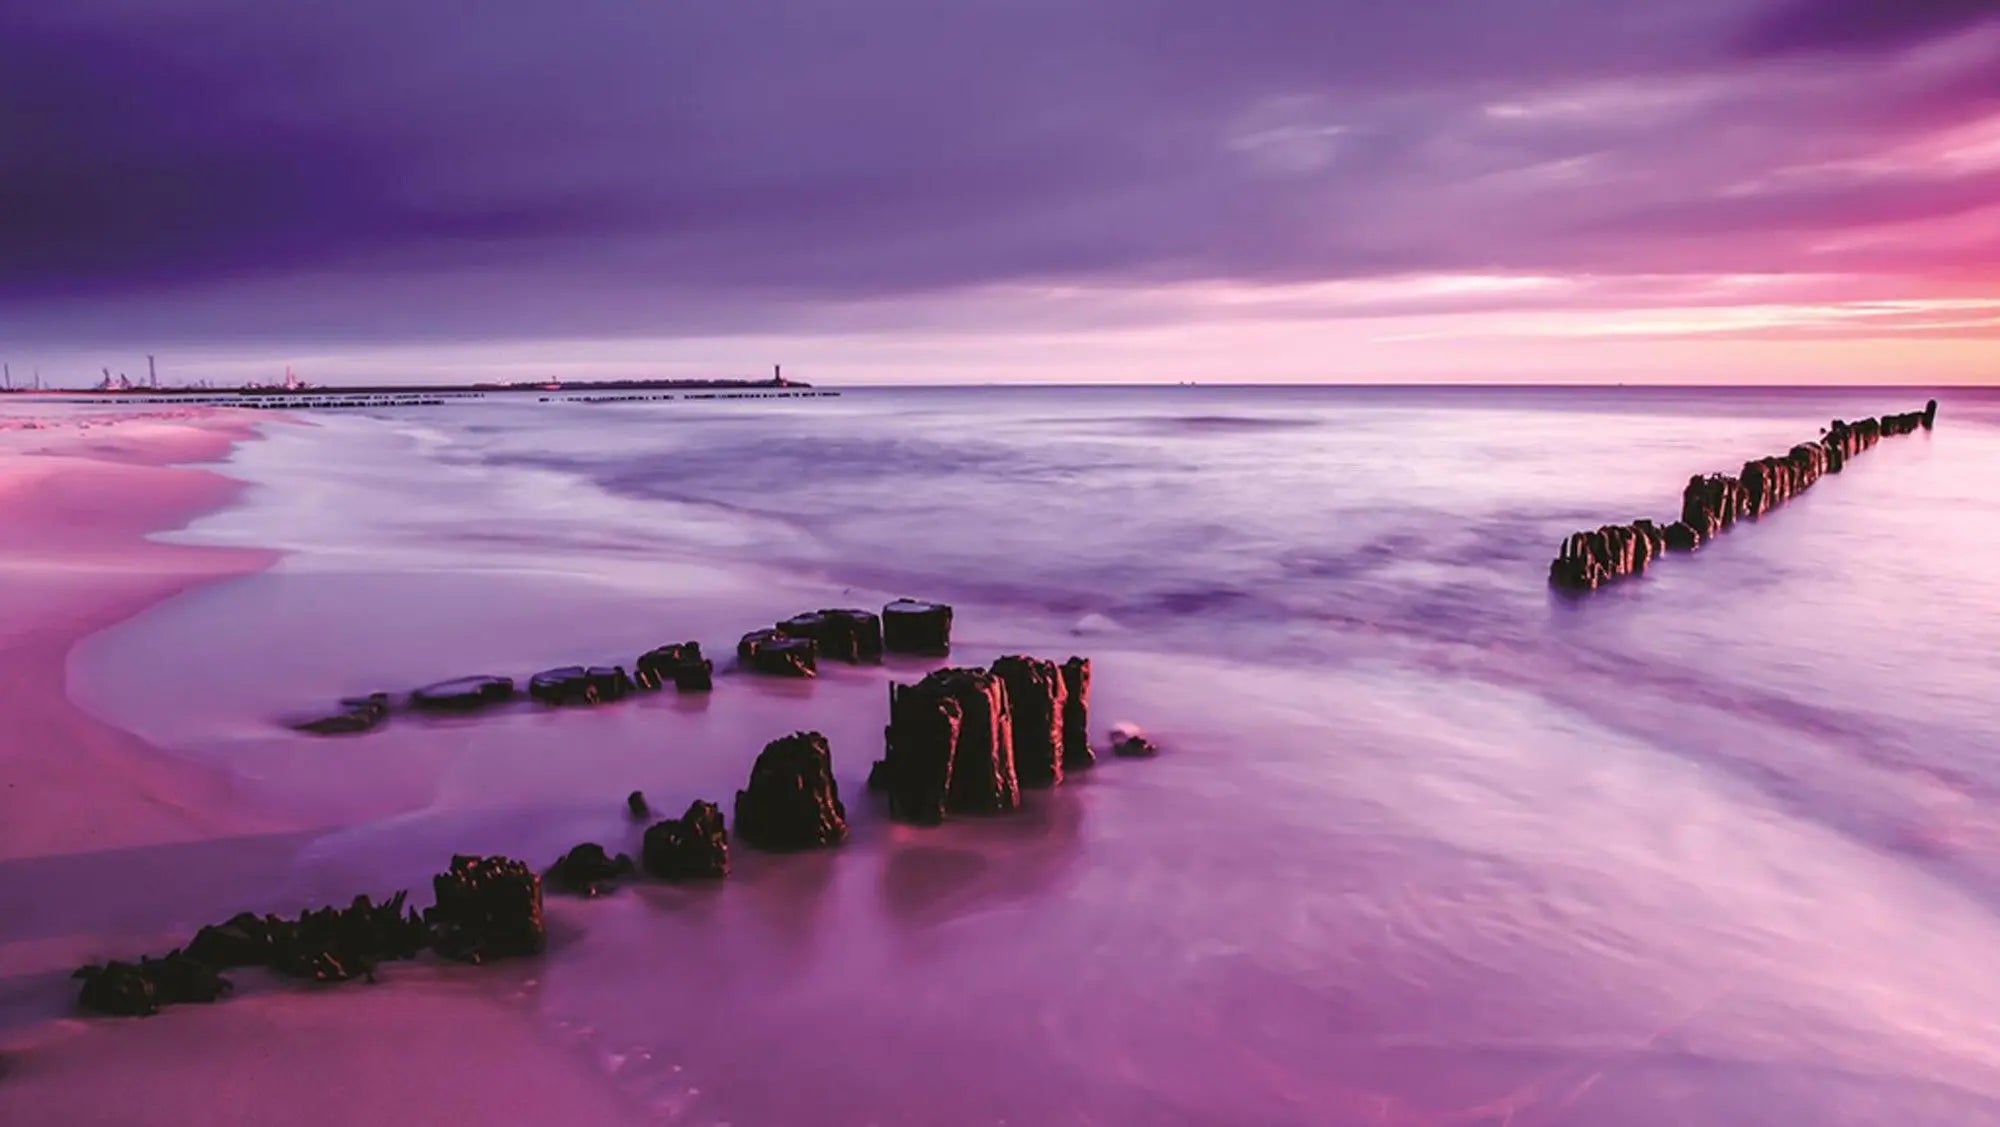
[[0, 411, 280, 862], [0, 411, 638, 1124]]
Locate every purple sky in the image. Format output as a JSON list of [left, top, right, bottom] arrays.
[[3, 0, 1998, 385]]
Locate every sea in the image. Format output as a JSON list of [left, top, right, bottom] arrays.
[[54, 385, 2000, 1123]]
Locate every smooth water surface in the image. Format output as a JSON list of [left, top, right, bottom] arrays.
[[51, 385, 2000, 1124]]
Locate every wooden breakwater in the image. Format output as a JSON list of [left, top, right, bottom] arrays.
[[1550, 399, 1936, 591]]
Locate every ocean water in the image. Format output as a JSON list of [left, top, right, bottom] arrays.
[[50, 385, 2000, 1124]]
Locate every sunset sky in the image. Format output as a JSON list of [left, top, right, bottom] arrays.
[[3, 0, 1997, 386]]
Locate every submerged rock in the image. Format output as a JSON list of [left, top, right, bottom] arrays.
[[547, 844, 634, 897], [293, 692, 390, 736], [882, 598, 953, 656], [427, 855, 546, 963], [738, 628, 816, 677], [992, 655, 1066, 788], [1060, 657, 1094, 769], [409, 675, 515, 711], [529, 665, 596, 705], [641, 800, 731, 879], [1111, 727, 1159, 759], [636, 641, 713, 692], [734, 731, 848, 850]]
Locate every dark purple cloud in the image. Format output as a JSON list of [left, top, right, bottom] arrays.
[[2, 0, 1997, 356], [1742, 0, 2000, 55]]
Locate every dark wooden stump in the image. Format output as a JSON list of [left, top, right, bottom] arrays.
[[992, 655, 1066, 788], [1662, 521, 1702, 551], [875, 680, 964, 825], [1060, 657, 1093, 769], [738, 628, 817, 677], [638, 642, 713, 692], [929, 668, 1019, 815], [734, 732, 848, 850], [780, 608, 883, 663], [882, 598, 953, 656]]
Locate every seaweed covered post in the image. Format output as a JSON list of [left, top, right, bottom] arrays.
[[547, 844, 634, 896], [734, 732, 848, 850], [427, 855, 546, 963], [263, 894, 429, 982], [78, 892, 430, 1015], [641, 800, 731, 879], [74, 955, 230, 1016]]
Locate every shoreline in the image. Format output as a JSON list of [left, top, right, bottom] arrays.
[[0, 409, 284, 863], [0, 409, 643, 1123]]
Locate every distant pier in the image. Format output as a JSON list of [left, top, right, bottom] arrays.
[[2, 379, 840, 411]]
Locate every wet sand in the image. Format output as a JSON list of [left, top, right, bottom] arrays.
[[0, 412, 634, 1124], [0, 412, 279, 863]]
